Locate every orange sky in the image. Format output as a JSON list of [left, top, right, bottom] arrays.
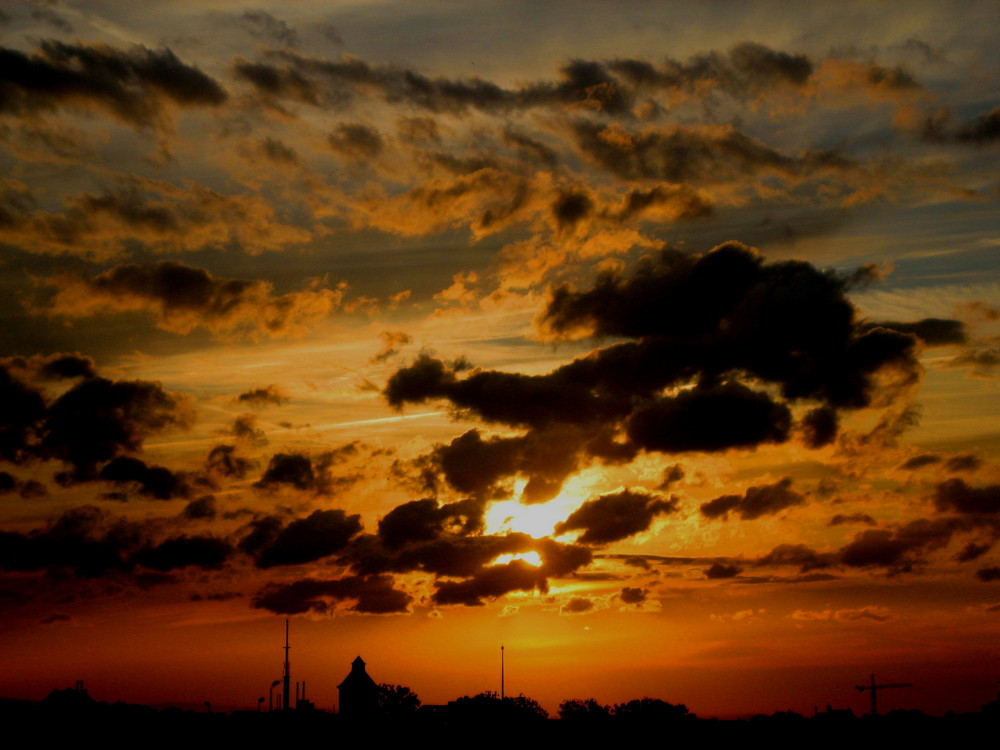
[[1, 0, 999, 719]]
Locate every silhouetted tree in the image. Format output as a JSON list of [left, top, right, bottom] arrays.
[[376, 683, 420, 717], [506, 694, 548, 720], [449, 691, 548, 722], [612, 697, 694, 721], [559, 698, 612, 721]]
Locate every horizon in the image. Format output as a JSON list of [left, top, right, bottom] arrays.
[[1, 0, 999, 722]]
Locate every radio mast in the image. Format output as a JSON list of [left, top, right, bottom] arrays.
[[282, 618, 291, 710]]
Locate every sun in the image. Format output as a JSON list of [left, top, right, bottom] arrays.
[[483, 478, 590, 539], [491, 551, 543, 567]]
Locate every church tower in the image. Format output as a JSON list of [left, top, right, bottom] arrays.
[[337, 655, 379, 718]]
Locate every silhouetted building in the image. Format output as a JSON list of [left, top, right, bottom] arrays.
[[338, 656, 378, 718]]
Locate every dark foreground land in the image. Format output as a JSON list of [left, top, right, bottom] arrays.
[[5, 691, 999, 747]]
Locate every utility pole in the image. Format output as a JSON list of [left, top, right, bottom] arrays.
[[501, 644, 505, 700], [855, 673, 913, 715]]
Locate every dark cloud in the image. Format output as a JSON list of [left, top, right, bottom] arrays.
[[183, 495, 217, 520], [897, 38, 947, 64], [861, 63, 919, 90], [705, 562, 742, 579], [387, 243, 923, 500], [554, 489, 678, 544], [254, 452, 316, 491], [232, 42, 830, 119], [900, 453, 942, 470], [0, 362, 48, 464], [657, 464, 685, 490], [40, 376, 194, 480], [568, 120, 818, 185], [236, 51, 633, 115], [396, 116, 440, 143], [2, 353, 96, 381], [619, 586, 647, 604], [934, 479, 1000, 514], [755, 544, 835, 572], [945, 454, 982, 473], [238, 11, 299, 47], [864, 318, 966, 346], [0, 40, 226, 128], [0, 472, 47, 499], [503, 128, 558, 167], [224, 414, 267, 445], [132, 534, 232, 572], [235, 384, 288, 408], [40, 261, 341, 339], [627, 384, 792, 453], [205, 445, 254, 481], [344, 531, 535, 579], [377, 498, 484, 549], [98, 456, 190, 500], [232, 57, 319, 106], [259, 137, 299, 164], [427, 426, 619, 503], [829, 513, 877, 526], [838, 518, 972, 571], [541, 244, 918, 407], [371, 330, 412, 364], [328, 123, 383, 160], [897, 451, 976, 475], [251, 575, 411, 614], [0, 505, 139, 578], [237, 515, 283, 557], [600, 184, 714, 223], [838, 528, 920, 569], [1, 176, 313, 257], [976, 567, 1000, 582], [561, 597, 594, 614], [700, 478, 804, 521], [190, 591, 242, 602], [799, 406, 838, 449], [609, 42, 813, 98], [956, 542, 991, 562], [956, 107, 1000, 145], [434, 560, 547, 606], [948, 347, 1000, 377], [337, 526, 591, 607], [254, 509, 363, 568], [551, 188, 594, 232], [254, 445, 361, 494]]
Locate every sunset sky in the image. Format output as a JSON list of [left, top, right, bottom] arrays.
[[1, 0, 999, 719]]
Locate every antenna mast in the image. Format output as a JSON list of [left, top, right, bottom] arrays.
[[282, 618, 291, 710]]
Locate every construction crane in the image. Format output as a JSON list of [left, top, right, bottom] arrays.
[[855, 673, 913, 715]]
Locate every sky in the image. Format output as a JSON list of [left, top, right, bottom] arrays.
[[1, 0, 999, 719]]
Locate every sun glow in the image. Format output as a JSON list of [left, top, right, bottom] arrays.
[[483, 478, 592, 539], [491, 551, 543, 567]]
